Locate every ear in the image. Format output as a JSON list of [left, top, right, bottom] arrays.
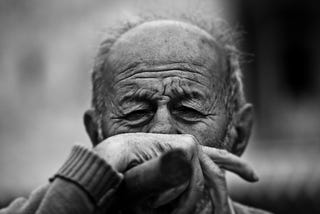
[[83, 109, 101, 146], [231, 103, 254, 156]]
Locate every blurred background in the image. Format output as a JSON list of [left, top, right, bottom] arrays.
[[0, 0, 319, 213]]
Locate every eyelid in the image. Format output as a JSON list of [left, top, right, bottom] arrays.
[[179, 98, 206, 111], [121, 108, 155, 127], [171, 110, 204, 124], [124, 108, 152, 118], [124, 107, 148, 115], [175, 104, 206, 115], [122, 104, 150, 115], [172, 106, 206, 119]]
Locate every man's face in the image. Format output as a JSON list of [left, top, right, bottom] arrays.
[[100, 20, 229, 148]]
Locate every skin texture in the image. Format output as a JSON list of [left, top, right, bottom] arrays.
[[92, 133, 257, 214], [84, 20, 255, 214], [101, 20, 229, 147]]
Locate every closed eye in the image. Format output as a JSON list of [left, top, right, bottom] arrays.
[[124, 109, 153, 121], [171, 106, 206, 122]]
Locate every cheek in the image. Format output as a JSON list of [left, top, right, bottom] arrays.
[[101, 115, 128, 138], [101, 117, 148, 138], [179, 115, 228, 148]]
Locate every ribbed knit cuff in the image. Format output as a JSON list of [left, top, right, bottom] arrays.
[[51, 145, 123, 206]]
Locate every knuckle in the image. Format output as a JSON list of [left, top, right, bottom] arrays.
[[217, 170, 225, 179], [155, 140, 172, 153], [213, 166, 225, 179], [217, 149, 229, 157], [182, 134, 197, 146], [184, 134, 197, 150]]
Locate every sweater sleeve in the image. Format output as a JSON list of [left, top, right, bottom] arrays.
[[0, 145, 123, 214]]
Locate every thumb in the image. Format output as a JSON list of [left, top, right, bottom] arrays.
[[119, 149, 192, 204]]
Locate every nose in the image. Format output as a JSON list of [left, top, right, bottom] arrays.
[[149, 105, 178, 134]]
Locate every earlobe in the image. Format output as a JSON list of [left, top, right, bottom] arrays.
[[83, 109, 101, 146], [232, 103, 254, 156]]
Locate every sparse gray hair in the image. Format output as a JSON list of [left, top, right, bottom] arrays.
[[91, 12, 246, 127]]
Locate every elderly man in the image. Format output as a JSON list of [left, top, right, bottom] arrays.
[[0, 15, 271, 214]]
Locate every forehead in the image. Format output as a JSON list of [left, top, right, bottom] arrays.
[[103, 20, 227, 95]]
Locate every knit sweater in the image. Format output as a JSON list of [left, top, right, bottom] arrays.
[[0, 145, 271, 214]]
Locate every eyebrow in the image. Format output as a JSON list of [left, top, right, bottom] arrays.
[[118, 88, 158, 105], [170, 85, 208, 102]]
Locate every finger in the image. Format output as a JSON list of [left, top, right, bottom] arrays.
[[126, 133, 198, 164], [150, 182, 189, 208], [199, 151, 232, 214], [202, 146, 259, 182], [172, 156, 204, 214], [150, 134, 199, 161], [121, 149, 192, 202]]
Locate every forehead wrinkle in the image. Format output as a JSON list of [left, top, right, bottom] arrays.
[[114, 66, 215, 95], [112, 62, 211, 85], [104, 20, 225, 88], [115, 74, 210, 103], [119, 71, 207, 87]]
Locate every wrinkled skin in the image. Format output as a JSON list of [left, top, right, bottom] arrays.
[[93, 133, 256, 214], [102, 20, 229, 148], [84, 20, 254, 214]]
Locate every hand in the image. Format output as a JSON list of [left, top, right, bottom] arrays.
[[151, 146, 259, 214], [94, 133, 203, 213], [93, 133, 199, 173], [94, 133, 258, 213]]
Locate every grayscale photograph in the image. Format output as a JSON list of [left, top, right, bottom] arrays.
[[0, 0, 319, 213]]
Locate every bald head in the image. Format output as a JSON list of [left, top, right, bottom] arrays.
[[106, 20, 226, 78]]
